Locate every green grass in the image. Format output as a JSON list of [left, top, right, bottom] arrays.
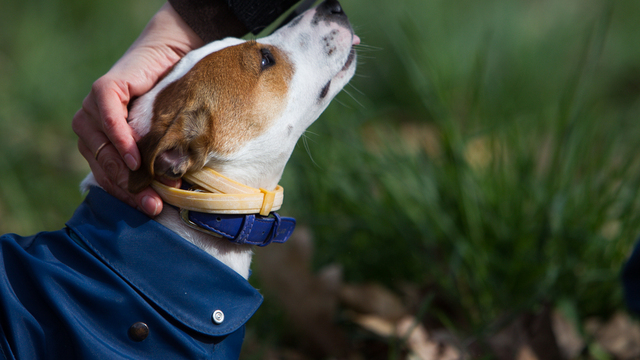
[[2, 0, 640, 356], [278, 0, 640, 349]]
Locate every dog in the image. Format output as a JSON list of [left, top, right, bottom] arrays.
[[0, 1, 358, 358]]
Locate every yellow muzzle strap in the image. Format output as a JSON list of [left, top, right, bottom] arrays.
[[150, 167, 284, 216]]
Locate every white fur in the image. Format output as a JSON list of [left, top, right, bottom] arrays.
[[83, 5, 357, 279]]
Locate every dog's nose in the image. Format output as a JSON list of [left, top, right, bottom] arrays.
[[271, 0, 349, 33], [319, 0, 344, 15], [315, 0, 349, 26]]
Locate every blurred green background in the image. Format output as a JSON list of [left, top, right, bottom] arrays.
[[2, 0, 640, 358]]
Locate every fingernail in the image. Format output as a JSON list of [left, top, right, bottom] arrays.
[[124, 153, 138, 171], [142, 196, 159, 217]]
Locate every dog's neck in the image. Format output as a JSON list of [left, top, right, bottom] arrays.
[[153, 163, 289, 280], [154, 206, 254, 279]]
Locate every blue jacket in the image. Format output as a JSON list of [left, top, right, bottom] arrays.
[[0, 187, 263, 359]]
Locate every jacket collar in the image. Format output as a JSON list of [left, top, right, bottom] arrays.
[[66, 187, 263, 337]]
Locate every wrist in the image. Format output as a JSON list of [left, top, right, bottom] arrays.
[[168, 0, 249, 43], [132, 2, 205, 58], [154, 2, 205, 51]]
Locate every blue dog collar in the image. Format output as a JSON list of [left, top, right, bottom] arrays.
[[180, 209, 296, 247], [167, 178, 296, 246]]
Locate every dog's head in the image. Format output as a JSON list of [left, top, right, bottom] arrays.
[[128, 0, 358, 193]]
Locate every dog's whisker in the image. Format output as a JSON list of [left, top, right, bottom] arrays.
[[354, 44, 382, 52], [301, 133, 321, 169], [353, 47, 380, 52], [303, 130, 319, 138], [342, 88, 364, 108], [347, 82, 365, 96], [333, 97, 352, 109]]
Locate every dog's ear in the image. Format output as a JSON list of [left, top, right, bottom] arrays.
[[128, 110, 212, 194]]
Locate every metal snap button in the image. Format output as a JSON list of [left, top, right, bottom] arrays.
[[128, 322, 149, 342], [212, 310, 224, 324]]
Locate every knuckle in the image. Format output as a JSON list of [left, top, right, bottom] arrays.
[[116, 169, 130, 191], [76, 139, 90, 158], [91, 76, 110, 94], [103, 157, 124, 181], [71, 109, 86, 135], [102, 154, 131, 190], [102, 114, 119, 132]]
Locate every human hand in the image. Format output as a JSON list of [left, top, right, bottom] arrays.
[[72, 2, 204, 216]]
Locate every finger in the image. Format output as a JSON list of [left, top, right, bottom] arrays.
[[78, 139, 137, 209], [94, 130, 164, 217], [73, 102, 111, 163], [133, 187, 164, 218], [73, 91, 134, 168], [80, 139, 163, 217], [92, 77, 141, 171]]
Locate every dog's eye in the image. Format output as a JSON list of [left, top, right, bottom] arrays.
[[260, 48, 275, 70]]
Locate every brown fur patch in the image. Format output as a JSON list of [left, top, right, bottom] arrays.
[[129, 41, 293, 193]]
